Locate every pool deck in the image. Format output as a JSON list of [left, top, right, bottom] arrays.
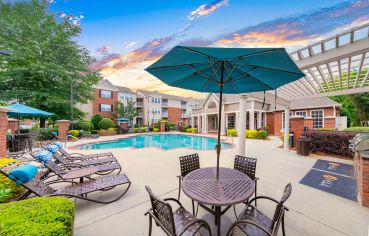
[[64, 132, 369, 236]]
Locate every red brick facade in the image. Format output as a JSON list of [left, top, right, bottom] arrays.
[[167, 107, 182, 124], [290, 117, 305, 146], [92, 89, 118, 119], [361, 158, 369, 207], [58, 120, 70, 140], [7, 119, 18, 134], [0, 110, 8, 158], [266, 107, 339, 136]]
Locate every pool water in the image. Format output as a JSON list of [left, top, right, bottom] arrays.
[[79, 134, 231, 150]]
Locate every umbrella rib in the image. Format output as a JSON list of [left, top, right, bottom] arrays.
[[235, 62, 305, 76], [168, 65, 213, 86], [146, 62, 209, 70], [180, 46, 217, 60], [230, 66, 274, 90]]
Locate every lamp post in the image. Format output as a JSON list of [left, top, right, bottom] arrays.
[[70, 82, 74, 130]]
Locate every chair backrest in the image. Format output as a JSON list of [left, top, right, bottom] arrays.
[[270, 183, 292, 232], [145, 186, 176, 235], [179, 153, 200, 177], [52, 152, 70, 165], [0, 162, 55, 197], [30, 151, 68, 177], [58, 148, 70, 158], [234, 155, 257, 180]]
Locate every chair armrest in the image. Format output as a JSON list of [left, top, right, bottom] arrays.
[[177, 175, 183, 179], [45, 180, 79, 185], [179, 218, 212, 236], [226, 220, 272, 236], [66, 153, 85, 157], [247, 196, 289, 211], [163, 198, 183, 207]]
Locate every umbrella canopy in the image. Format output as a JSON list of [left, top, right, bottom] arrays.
[[2, 104, 54, 118], [146, 46, 305, 178], [116, 117, 129, 122]]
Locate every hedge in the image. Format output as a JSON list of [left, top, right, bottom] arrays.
[[227, 129, 237, 137], [69, 130, 80, 138], [305, 131, 356, 158], [0, 158, 24, 203], [343, 127, 369, 132], [227, 129, 267, 139], [75, 120, 93, 132], [153, 128, 159, 132], [0, 197, 75, 236], [98, 118, 115, 130]]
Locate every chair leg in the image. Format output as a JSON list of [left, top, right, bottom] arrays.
[[192, 200, 195, 215], [148, 215, 153, 236], [233, 205, 238, 218], [254, 181, 258, 207], [282, 214, 286, 236]]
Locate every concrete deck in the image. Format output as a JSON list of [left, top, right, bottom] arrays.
[[66, 133, 369, 236]]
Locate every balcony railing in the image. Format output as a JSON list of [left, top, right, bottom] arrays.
[[162, 112, 168, 117], [136, 101, 143, 107], [162, 102, 168, 107]]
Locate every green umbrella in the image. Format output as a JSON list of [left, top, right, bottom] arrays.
[[146, 46, 304, 178]]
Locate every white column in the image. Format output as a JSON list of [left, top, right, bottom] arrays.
[[221, 104, 226, 135], [235, 112, 239, 130], [197, 115, 200, 129], [191, 116, 194, 128], [257, 111, 262, 128], [284, 107, 290, 150], [203, 114, 207, 133], [237, 95, 247, 156], [249, 100, 255, 130]]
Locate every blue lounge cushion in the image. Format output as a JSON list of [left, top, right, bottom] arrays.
[[53, 142, 63, 148], [9, 164, 38, 184], [34, 150, 52, 163], [45, 144, 60, 154]]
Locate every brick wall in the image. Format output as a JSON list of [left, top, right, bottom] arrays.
[[167, 107, 182, 124], [58, 120, 70, 140], [7, 119, 18, 134], [0, 110, 8, 158], [273, 112, 283, 136], [290, 117, 304, 146], [361, 158, 369, 207], [324, 117, 336, 129], [92, 89, 118, 119]]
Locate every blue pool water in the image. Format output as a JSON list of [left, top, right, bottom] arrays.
[[79, 134, 231, 150]]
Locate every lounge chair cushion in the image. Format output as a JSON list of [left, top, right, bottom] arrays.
[[34, 151, 53, 163], [53, 142, 63, 148], [9, 164, 38, 184], [45, 144, 60, 154]]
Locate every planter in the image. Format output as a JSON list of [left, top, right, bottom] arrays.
[[97, 130, 117, 136]]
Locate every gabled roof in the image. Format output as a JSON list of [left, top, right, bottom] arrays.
[[95, 79, 119, 91], [289, 97, 341, 110], [115, 86, 135, 94]]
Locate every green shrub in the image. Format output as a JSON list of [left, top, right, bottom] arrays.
[[245, 130, 250, 138], [69, 130, 80, 138], [316, 128, 336, 131], [91, 130, 98, 134], [249, 129, 258, 139], [182, 125, 188, 132], [281, 132, 292, 144], [133, 128, 139, 133], [0, 158, 23, 203], [98, 118, 115, 130], [0, 197, 75, 236], [153, 128, 159, 132], [191, 128, 198, 133], [186, 128, 192, 133], [227, 129, 237, 137], [91, 114, 103, 130], [108, 128, 117, 132], [141, 127, 146, 132], [75, 120, 92, 131], [343, 127, 369, 132], [257, 130, 268, 139], [48, 124, 59, 130], [39, 128, 53, 140]]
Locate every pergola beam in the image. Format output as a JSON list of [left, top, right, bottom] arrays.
[[354, 53, 366, 88], [289, 86, 369, 101]]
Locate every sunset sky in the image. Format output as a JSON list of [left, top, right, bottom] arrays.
[[51, 0, 369, 98]]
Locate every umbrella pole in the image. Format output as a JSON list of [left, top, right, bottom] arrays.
[[216, 62, 225, 180]]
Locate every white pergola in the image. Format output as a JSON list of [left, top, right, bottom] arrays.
[[237, 23, 369, 154]]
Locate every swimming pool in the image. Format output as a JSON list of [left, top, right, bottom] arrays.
[[78, 134, 231, 150]]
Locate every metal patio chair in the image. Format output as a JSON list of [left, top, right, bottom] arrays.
[[226, 183, 292, 236], [145, 186, 212, 236], [178, 153, 200, 214], [0, 161, 131, 204]]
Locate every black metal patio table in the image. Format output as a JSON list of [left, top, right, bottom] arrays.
[[182, 167, 255, 236]]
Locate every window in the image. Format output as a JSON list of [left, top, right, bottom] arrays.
[[152, 108, 160, 114], [311, 110, 324, 129], [100, 90, 112, 99], [295, 111, 307, 117], [227, 115, 235, 129], [100, 104, 112, 112], [208, 115, 218, 131], [282, 112, 292, 131]]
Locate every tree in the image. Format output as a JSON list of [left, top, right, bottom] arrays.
[[0, 1, 101, 127], [113, 100, 138, 126], [91, 114, 103, 130]]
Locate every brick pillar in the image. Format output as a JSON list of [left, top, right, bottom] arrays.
[[324, 117, 336, 129], [160, 121, 166, 132], [0, 108, 10, 158], [7, 118, 18, 134], [290, 116, 304, 147], [361, 157, 369, 207], [120, 122, 128, 130], [58, 120, 70, 140], [177, 121, 183, 131]]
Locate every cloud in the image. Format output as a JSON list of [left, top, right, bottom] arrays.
[[187, 0, 229, 21], [95, 45, 110, 55], [124, 41, 138, 49], [215, 1, 369, 49]]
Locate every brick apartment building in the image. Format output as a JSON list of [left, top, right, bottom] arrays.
[[77, 79, 201, 126], [191, 93, 346, 135]]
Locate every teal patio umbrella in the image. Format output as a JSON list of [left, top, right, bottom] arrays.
[[1, 104, 54, 133], [145, 46, 305, 178]]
